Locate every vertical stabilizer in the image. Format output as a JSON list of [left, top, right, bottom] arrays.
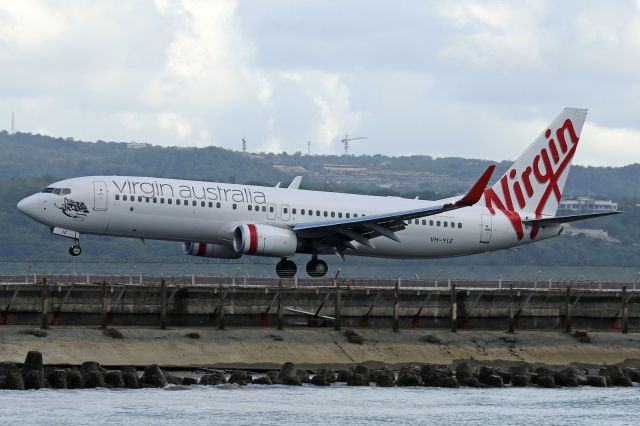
[[483, 107, 588, 239]]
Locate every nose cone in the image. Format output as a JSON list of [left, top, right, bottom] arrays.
[[17, 195, 40, 220]]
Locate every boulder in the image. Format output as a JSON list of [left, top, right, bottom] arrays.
[[253, 376, 273, 385], [66, 368, 83, 389], [275, 362, 302, 385], [48, 369, 68, 389], [121, 366, 139, 388], [162, 370, 182, 385], [586, 375, 607, 387], [266, 370, 279, 382], [535, 367, 555, 377], [509, 364, 530, 377], [374, 369, 395, 387], [297, 369, 311, 384], [537, 375, 555, 388], [600, 365, 632, 387], [81, 361, 105, 387], [336, 370, 351, 382], [484, 374, 504, 387], [105, 371, 125, 388], [396, 367, 423, 386], [440, 376, 459, 388], [347, 373, 369, 386], [344, 329, 364, 344], [229, 370, 252, 386], [511, 375, 530, 387], [556, 367, 587, 386], [181, 376, 199, 386], [199, 371, 226, 385], [311, 369, 335, 386], [141, 364, 167, 388], [455, 363, 475, 382], [421, 365, 454, 387], [354, 365, 370, 381], [478, 366, 505, 386], [460, 376, 482, 387], [22, 350, 45, 389], [573, 330, 590, 343], [0, 362, 25, 390], [622, 367, 640, 383]]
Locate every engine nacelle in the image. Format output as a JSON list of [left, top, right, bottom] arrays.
[[233, 224, 298, 257], [183, 242, 241, 259]]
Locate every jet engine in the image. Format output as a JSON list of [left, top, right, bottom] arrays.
[[183, 242, 241, 259], [233, 224, 298, 257]]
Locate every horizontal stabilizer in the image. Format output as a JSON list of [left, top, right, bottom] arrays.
[[522, 211, 621, 225]]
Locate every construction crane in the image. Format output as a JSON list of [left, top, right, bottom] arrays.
[[340, 134, 367, 156]]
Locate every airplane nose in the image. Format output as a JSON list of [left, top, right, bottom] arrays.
[[17, 195, 39, 219]]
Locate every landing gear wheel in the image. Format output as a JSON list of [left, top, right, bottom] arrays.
[[306, 258, 328, 278], [275, 258, 297, 278], [69, 245, 82, 257]]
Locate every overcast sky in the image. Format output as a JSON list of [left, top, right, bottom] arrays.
[[0, 0, 639, 166]]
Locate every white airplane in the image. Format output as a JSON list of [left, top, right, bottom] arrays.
[[17, 108, 619, 278]]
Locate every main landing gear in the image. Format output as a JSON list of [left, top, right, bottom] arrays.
[[276, 258, 297, 278], [275, 256, 329, 278], [69, 240, 82, 257]]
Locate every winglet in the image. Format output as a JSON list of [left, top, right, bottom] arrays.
[[288, 176, 303, 189], [454, 164, 496, 207]]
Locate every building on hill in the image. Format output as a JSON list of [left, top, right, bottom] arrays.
[[559, 197, 618, 213]]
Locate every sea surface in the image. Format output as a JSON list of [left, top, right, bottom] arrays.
[[0, 384, 638, 426]]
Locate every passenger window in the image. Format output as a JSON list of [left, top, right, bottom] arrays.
[[115, 194, 120, 200], [437, 221, 441, 226], [248, 205, 252, 211], [422, 220, 426, 225], [316, 210, 320, 216], [429, 220, 433, 226], [146, 197, 150, 203], [192, 200, 196, 206], [451, 222, 454, 228], [123, 195, 128, 201], [160, 198, 165, 204], [331, 212, 335, 218], [324, 211, 328, 217], [338, 212, 342, 218], [201, 201, 205, 207], [255, 205, 259, 211], [233, 204, 237, 209], [138, 196, 142, 202], [444, 222, 448, 227], [414, 219, 419, 225], [208, 202, 212, 208], [262, 206, 266, 212], [346, 213, 350, 218], [176, 199, 180, 205], [292, 208, 297, 214], [153, 197, 157, 203], [168, 199, 172, 205], [301, 209, 305, 215], [458, 223, 462, 229], [284, 208, 289, 214], [354, 214, 358, 217], [269, 206, 274, 213], [217, 202, 221, 208]]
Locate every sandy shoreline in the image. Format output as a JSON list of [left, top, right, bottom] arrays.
[[1, 326, 639, 369]]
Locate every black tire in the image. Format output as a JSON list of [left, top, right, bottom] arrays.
[[276, 259, 297, 278], [69, 245, 81, 256], [306, 259, 328, 278]]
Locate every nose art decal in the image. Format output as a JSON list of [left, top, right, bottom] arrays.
[[55, 197, 90, 219]]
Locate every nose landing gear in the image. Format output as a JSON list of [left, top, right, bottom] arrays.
[[69, 241, 82, 257], [275, 258, 297, 278]]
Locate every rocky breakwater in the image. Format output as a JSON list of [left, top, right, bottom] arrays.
[[1, 351, 640, 390]]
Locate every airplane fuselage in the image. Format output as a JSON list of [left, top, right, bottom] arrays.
[[18, 175, 562, 259]]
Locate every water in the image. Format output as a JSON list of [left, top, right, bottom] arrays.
[[0, 385, 638, 425]]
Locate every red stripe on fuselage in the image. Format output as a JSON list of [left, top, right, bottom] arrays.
[[197, 242, 206, 256], [247, 224, 258, 254]]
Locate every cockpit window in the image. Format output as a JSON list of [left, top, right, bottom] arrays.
[[41, 187, 71, 195]]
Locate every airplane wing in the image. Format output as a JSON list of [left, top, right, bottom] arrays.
[[293, 165, 495, 251], [522, 211, 621, 225]]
